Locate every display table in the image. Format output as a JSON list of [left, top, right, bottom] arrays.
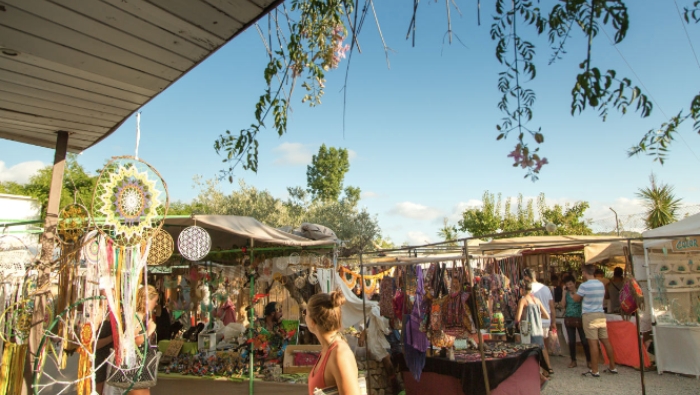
[[397, 347, 542, 395], [558, 315, 651, 368], [158, 340, 199, 356], [152, 376, 308, 395], [653, 325, 700, 378], [600, 320, 651, 369]]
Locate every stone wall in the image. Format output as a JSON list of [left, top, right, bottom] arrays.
[[356, 357, 402, 395]]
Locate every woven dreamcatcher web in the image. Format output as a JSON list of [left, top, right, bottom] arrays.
[[57, 203, 91, 246], [177, 226, 211, 261], [0, 234, 37, 274], [81, 230, 100, 265], [92, 156, 169, 247], [146, 229, 173, 266]]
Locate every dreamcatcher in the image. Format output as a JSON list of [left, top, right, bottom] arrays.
[[307, 267, 319, 286], [93, 156, 168, 247], [57, 201, 91, 246], [0, 235, 36, 395], [177, 225, 211, 262], [91, 156, 168, 369]]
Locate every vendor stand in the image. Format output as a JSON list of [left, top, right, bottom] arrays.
[[641, 213, 700, 378], [158, 215, 339, 394]]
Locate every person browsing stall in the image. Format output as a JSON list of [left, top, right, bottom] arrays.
[[523, 269, 555, 374], [131, 285, 159, 395], [306, 291, 360, 395], [560, 275, 591, 369], [572, 265, 618, 377]]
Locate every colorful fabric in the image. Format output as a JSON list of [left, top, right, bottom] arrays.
[[442, 291, 474, 336], [577, 279, 605, 314], [379, 276, 396, 318], [564, 292, 583, 318]]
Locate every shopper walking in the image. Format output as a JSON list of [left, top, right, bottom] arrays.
[[560, 275, 591, 368], [574, 265, 618, 377], [306, 291, 360, 395], [516, 280, 553, 375], [523, 268, 555, 373]]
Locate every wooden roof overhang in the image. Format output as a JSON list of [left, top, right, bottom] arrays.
[[0, 0, 281, 152]]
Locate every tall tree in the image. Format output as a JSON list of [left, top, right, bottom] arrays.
[[636, 173, 682, 229], [458, 191, 592, 237], [306, 144, 351, 201], [437, 217, 460, 246]]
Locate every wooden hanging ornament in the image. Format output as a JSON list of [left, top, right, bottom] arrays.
[[177, 226, 211, 261], [92, 156, 169, 247], [147, 228, 174, 266]]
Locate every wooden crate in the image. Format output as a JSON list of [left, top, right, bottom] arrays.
[[283, 345, 322, 374]]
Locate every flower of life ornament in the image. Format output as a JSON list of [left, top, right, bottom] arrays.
[[147, 229, 174, 266], [57, 203, 90, 246], [177, 226, 211, 261], [92, 156, 168, 247]]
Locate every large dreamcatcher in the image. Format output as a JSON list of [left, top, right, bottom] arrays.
[[177, 226, 211, 262], [92, 156, 169, 247]]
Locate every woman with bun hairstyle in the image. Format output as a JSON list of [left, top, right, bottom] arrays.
[[306, 291, 360, 395]]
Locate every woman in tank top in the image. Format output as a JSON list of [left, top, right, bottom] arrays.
[[306, 291, 360, 395]]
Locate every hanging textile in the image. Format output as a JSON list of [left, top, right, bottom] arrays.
[[379, 276, 396, 319], [317, 268, 334, 293], [403, 266, 428, 382]]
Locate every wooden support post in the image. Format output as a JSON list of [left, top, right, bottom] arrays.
[[249, 238, 255, 395], [24, 131, 68, 395], [464, 239, 491, 395], [626, 240, 646, 395]]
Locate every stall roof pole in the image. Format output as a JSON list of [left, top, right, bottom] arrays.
[[464, 239, 491, 394], [249, 238, 255, 395], [627, 240, 646, 395], [359, 251, 371, 392]]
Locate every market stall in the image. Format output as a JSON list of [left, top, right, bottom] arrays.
[[642, 213, 700, 378]]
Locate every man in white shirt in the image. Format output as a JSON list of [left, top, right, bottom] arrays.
[[523, 268, 555, 373]]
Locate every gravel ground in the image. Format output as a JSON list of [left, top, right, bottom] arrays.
[[542, 354, 699, 395]]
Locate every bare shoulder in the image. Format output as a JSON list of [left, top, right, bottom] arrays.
[[332, 341, 355, 361]]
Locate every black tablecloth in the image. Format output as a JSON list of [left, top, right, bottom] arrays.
[[397, 347, 543, 395]]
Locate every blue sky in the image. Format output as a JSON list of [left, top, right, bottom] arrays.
[[1, 0, 699, 245]]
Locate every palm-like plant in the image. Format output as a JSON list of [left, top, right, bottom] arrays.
[[636, 174, 682, 229], [437, 218, 460, 246]]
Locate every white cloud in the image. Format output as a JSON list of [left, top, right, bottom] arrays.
[[272, 143, 313, 166], [405, 231, 434, 246], [0, 161, 44, 183], [388, 201, 443, 221], [348, 149, 358, 161], [362, 191, 379, 199]]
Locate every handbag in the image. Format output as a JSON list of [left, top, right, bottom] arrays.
[[564, 317, 583, 328], [106, 347, 162, 389]]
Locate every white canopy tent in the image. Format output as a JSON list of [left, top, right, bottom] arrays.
[[642, 213, 700, 377]]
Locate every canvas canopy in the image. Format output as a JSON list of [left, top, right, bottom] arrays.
[[163, 215, 337, 250], [642, 213, 700, 248], [476, 235, 643, 264]]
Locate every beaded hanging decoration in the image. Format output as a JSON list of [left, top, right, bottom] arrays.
[[57, 203, 90, 246], [93, 156, 169, 247], [177, 226, 212, 262], [0, 235, 36, 275], [146, 229, 174, 266]]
